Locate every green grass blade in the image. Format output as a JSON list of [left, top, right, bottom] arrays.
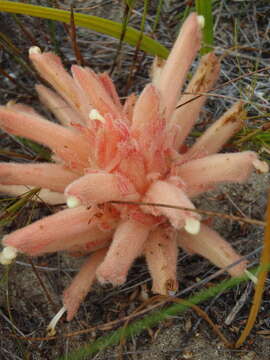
[[196, 0, 213, 54], [56, 267, 264, 360], [152, 0, 164, 33], [109, 0, 136, 74], [15, 137, 52, 161], [0, 0, 169, 58], [0, 188, 41, 226]]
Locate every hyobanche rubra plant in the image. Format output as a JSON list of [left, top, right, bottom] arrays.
[[0, 13, 268, 327]]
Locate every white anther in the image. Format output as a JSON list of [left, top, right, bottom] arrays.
[[3, 246, 17, 260], [184, 218, 200, 235], [0, 246, 17, 265], [66, 195, 81, 209], [29, 46, 42, 55], [89, 109, 105, 123], [197, 15, 205, 29], [47, 306, 66, 336], [245, 270, 258, 284], [252, 159, 269, 173]]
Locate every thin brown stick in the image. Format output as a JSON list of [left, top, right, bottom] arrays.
[[0, 67, 33, 95], [4, 294, 232, 347], [235, 190, 270, 347], [69, 4, 85, 66], [109, 2, 131, 76], [28, 258, 58, 313], [158, 295, 232, 347], [110, 200, 266, 227], [176, 66, 270, 109]]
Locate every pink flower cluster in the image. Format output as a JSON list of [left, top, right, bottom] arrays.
[[0, 13, 268, 322]]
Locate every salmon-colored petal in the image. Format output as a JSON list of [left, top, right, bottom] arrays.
[[63, 248, 107, 321], [5, 102, 37, 114], [36, 84, 86, 127], [178, 223, 247, 277], [130, 84, 168, 175], [171, 52, 220, 149], [3, 206, 115, 256], [29, 49, 90, 120], [72, 66, 122, 119], [0, 107, 91, 170], [131, 84, 162, 136], [96, 220, 151, 285], [181, 101, 245, 162], [155, 13, 202, 119], [67, 237, 112, 257], [65, 172, 139, 207], [92, 112, 130, 170], [175, 151, 268, 197], [7, 224, 112, 256], [117, 150, 148, 194], [98, 72, 123, 110], [143, 180, 200, 231], [123, 93, 136, 124], [0, 162, 78, 192], [46, 229, 112, 255], [144, 226, 178, 295]]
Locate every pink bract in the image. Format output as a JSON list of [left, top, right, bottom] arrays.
[[0, 13, 268, 322]]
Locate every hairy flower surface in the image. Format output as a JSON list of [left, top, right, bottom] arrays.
[[0, 13, 268, 321]]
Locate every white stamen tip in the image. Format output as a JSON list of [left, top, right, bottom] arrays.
[[184, 218, 200, 235], [29, 46, 42, 55], [3, 246, 17, 260], [47, 306, 66, 336], [197, 15, 205, 29], [89, 109, 105, 123], [245, 270, 258, 284], [252, 159, 269, 173], [0, 246, 17, 265], [66, 195, 81, 209]]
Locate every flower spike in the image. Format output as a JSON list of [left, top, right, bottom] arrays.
[[0, 12, 267, 321]]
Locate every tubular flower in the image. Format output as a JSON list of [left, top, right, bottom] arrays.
[[0, 13, 268, 322]]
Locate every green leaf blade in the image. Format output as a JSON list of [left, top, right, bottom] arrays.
[[196, 0, 214, 54], [0, 1, 169, 58]]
